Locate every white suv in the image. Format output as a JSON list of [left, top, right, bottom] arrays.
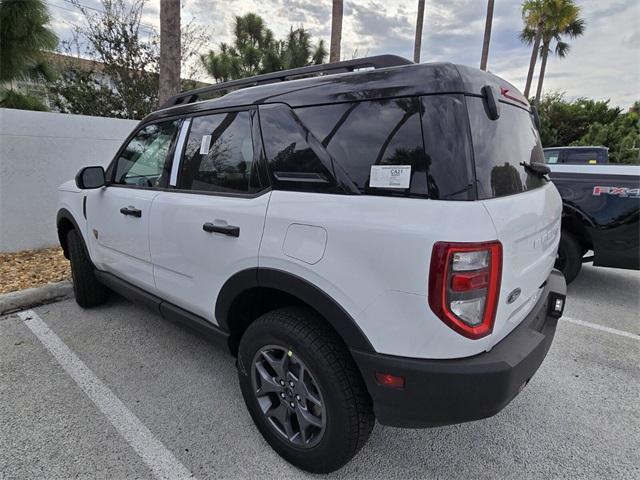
[[57, 55, 567, 473]]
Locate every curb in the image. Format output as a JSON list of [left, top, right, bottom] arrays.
[[0, 281, 73, 316]]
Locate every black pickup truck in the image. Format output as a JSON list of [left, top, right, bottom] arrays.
[[549, 164, 640, 283]]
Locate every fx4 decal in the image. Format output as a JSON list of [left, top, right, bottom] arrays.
[[592, 186, 640, 198]]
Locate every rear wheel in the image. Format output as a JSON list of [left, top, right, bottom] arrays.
[[555, 230, 582, 284], [237, 307, 374, 473], [67, 229, 108, 307]]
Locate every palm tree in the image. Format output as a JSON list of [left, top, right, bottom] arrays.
[[480, 0, 495, 70], [413, 0, 426, 63], [521, 0, 546, 98], [201, 13, 326, 82], [533, 1, 584, 103], [0, 0, 58, 110], [330, 0, 343, 62], [159, 0, 181, 105]]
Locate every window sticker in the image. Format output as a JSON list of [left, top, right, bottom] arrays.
[[199, 134, 212, 155], [369, 165, 411, 189]]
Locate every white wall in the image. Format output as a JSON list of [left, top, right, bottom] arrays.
[[0, 109, 138, 252]]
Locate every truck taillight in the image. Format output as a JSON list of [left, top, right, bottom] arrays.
[[428, 241, 502, 339]]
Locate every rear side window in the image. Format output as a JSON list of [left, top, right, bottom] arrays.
[[466, 97, 545, 199], [179, 111, 258, 194], [295, 98, 428, 196], [420, 95, 474, 200], [259, 104, 350, 193]]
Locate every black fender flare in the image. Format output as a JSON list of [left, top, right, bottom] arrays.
[[215, 268, 375, 353], [56, 208, 86, 258]]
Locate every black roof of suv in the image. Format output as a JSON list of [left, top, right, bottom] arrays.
[[145, 55, 531, 123]]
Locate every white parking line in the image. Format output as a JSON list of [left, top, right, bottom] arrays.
[[562, 315, 639, 340], [17, 310, 194, 480]]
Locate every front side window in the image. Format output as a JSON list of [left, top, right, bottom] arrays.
[[113, 120, 180, 187], [179, 111, 257, 193]]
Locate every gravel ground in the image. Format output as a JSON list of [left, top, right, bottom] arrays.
[[0, 264, 638, 480]]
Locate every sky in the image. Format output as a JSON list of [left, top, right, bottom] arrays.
[[47, 0, 640, 109]]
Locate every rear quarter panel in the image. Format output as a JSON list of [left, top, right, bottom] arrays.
[[259, 191, 502, 359]]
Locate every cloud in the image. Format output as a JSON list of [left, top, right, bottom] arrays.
[[46, 0, 639, 108]]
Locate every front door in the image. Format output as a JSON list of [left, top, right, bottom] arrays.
[[149, 109, 270, 323], [87, 119, 181, 291]]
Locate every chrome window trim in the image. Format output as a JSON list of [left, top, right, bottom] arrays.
[[169, 118, 191, 187]]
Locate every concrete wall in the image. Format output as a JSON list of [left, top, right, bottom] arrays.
[[0, 109, 138, 252]]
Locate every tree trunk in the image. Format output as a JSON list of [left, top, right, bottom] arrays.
[[480, 0, 494, 70], [535, 40, 550, 104], [159, 0, 181, 105], [523, 21, 543, 99], [330, 0, 343, 63], [413, 0, 426, 63]]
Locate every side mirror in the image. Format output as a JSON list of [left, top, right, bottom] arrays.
[[75, 166, 106, 189]]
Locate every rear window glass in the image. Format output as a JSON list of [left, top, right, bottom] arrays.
[[467, 97, 545, 199], [564, 150, 599, 164]]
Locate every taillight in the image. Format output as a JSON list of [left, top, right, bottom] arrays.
[[428, 241, 502, 339]]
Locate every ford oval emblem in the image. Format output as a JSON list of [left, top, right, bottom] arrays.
[[507, 288, 521, 304]]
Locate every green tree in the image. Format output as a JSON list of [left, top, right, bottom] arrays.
[[538, 92, 639, 164], [520, 0, 585, 104], [201, 13, 326, 83], [52, 0, 209, 118], [52, 0, 159, 119], [0, 0, 58, 111]]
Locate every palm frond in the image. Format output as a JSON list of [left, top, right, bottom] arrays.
[[554, 41, 570, 58]]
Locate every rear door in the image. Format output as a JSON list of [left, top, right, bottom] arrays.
[[149, 109, 270, 323], [466, 96, 562, 344], [87, 119, 181, 290]]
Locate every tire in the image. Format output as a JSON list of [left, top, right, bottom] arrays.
[[67, 229, 108, 308], [555, 230, 582, 284], [237, 307, 374, 473]]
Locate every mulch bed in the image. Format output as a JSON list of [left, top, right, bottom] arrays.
[[0, 247, 71, 294]]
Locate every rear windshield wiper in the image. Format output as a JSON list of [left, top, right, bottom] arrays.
[[520, 161, 550, 178]]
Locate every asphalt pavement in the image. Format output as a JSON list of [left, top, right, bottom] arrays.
[[1, 264, 638, 480]]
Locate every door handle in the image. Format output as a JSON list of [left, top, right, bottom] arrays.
[[202, 222, 240, 237], [120, 206, 142, 217]]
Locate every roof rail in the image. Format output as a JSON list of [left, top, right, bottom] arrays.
[[162, 54, 413, 108]]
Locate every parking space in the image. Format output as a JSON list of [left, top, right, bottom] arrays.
[[1, 264, 638, 480]]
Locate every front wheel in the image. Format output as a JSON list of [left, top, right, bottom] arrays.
[[67, 229, 108, 307], [237, 307, 374, 473]]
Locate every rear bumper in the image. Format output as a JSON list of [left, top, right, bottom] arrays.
[[352, 269, 567, 428]]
